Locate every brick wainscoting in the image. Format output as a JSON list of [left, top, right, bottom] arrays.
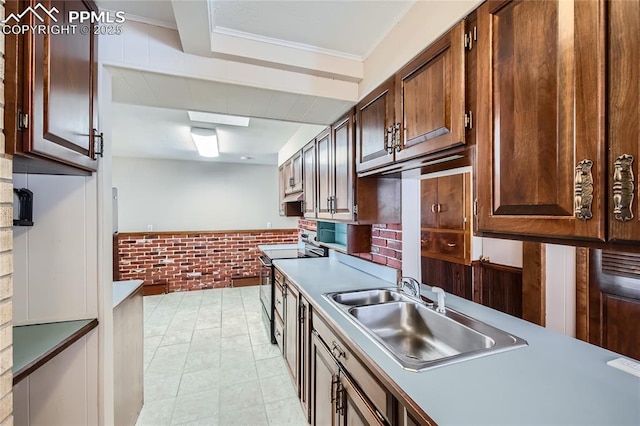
[[298, 219, 402, 270], [117, 229, 298, 292]]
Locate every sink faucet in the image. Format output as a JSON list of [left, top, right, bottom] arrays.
[[398, 276, 421, 299], [431, 287, 446, 313]]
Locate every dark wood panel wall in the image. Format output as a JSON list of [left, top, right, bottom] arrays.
[[421, 257, 473, 301], [472, 261, 523, 318]]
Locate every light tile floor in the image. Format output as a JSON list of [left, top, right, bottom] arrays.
[[136, 286, 308, 426]]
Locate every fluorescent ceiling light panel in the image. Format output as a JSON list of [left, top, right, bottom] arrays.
[[190, 128, 219, 157], [188, 110, 250, 127]]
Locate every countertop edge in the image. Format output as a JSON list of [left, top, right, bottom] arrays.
[[113, 280, 144, 308], [13, 318, 99, 385]]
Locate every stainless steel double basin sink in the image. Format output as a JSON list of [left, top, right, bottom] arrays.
[[324, 288, 527, 372]]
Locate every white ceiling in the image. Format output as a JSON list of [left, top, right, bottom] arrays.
[[211, 1, 415, 58], [111, 103, 325, 164], [108, 67, 353, 125], [96, 0, 416, 164]]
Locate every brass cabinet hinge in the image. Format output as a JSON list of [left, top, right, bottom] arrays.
[[18, 111, 29, 130], [464, 26, 477, 50], [464, 111, 473, 129], [298, 304, 305, 323], [473, 198, 478, 216], [353, 205, 358, 216]]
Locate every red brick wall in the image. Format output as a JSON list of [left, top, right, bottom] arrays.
[[297, 219, 402, 270], [117, 230, 298, 292], [358, 223, 402, 270]]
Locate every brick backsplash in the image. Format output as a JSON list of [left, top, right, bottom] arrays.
[[358, 223, 402, 270], [298, 219, 402, 270], [117, 230, 298, 292]]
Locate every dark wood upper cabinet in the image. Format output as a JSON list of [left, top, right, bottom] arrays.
[[608, 0, 640, 243], [420, 172, 471, 265], [302, 140, 317, 218], [395, 21, 466, 162], [330, 112, 355, 222], [476, 0, 606, 240], [355, 77, 395, 174], [316, 129, 332, 219], [284, 151, 303, 195], [6, 0, 99, 174], [318, 112, 356, 221]]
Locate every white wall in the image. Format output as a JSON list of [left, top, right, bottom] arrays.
[[545, 244, 577, 336], [360, 0, 482, 97], [112, 157, 298, 232], [12, 173, 100, 426], [13, 174, 98, 323]]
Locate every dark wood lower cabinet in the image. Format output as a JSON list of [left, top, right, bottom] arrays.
[[421, 257, 472, 300], [576, 249, 640, 361], [472, 261, 523, 318], [284, 280, 299, 390], [299, 295, 312, 422], [311, 331, 339, 426], [422, 256, 524, 318]]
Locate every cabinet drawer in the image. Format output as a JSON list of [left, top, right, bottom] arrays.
[[274, 281, 285, 320], [274, 316, 284, 353], [421, 231, 465, 260], [313, 313, 391, 421], [274, 268, 285, 286]]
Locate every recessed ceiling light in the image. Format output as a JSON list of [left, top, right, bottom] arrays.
[[240, 156, 252, 160], [188, 110, 250, 127], [190, 128, 219, 157]]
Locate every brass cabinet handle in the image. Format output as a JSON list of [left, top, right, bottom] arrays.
[[431, 204, 437, 213], [394, 123, 402, 152], [613, 154, 635, 222], [385, 126, 394, 154], [446, 242, 457, 247], [331, 341, 345, 359], [574, 159, 594, 220]]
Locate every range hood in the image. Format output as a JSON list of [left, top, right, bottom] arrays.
[[282, 192, 304, 203]]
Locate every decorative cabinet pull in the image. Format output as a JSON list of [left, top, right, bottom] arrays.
[[275, 330, 281, 337], [394, 123, 402, 152], [331, 341, 345, 359], [574, 159, 594, 220], [446, 242, 457, 247], [613, 154, 635, 222], [431, 204, 436, 213], [385, 126, 395, 154]]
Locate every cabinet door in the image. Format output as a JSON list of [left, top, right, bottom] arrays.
[[317, 130, 333, 219], [395, 21, 466, 162], [355, 77, 395, 173], [340, 372, 385, 426], [303, 140, 317, 218], [11, 0, 98, 172], [311, 332, 339, 426], [331, 111, 355, 221], [283, 157, 295, 194], [437, 174, 466, 231], [278, 165, 286, 216], [421, 173, 471, 265], [420, 178, 439, 229], [284, 282, 299, 391], [608, 0, 640, 242], [299, 296, 312, 422], [477, 0, 605, 240], [291, 150, 304, 193]]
